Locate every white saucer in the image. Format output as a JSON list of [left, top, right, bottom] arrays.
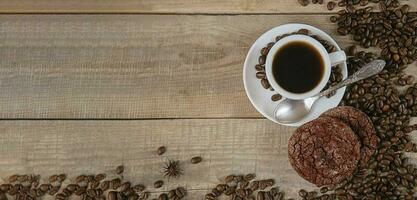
[[243, 23, 348, 126]]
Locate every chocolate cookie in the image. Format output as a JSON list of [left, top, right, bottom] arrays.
[[288, 116, 360, 187], [322, 106, 377, 167]]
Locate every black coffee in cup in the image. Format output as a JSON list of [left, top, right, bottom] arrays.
[[272, 41, 324, 94]]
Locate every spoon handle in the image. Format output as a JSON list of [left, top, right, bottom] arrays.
[[319, 60, 386, 98]]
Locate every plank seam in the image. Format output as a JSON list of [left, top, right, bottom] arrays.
[[0, 12, 335, 15], [0, 117, 266, 121]]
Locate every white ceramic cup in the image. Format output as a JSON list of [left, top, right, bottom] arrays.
[[265, 34, 346, 100]]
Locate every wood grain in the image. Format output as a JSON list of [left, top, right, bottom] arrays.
[[0, 119, 311, 199], [1, 14, 417, 119], [1, 0, 417, 14], [0, 14, 349, 119], [0, 119, 415, 198]]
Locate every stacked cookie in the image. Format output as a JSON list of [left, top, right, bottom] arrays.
[[288, 106, 377, 187]]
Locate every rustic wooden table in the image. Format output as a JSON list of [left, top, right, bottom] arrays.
[[1, 1, 417, 199]]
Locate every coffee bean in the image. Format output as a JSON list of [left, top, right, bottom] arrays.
[[120, 182, 131, 192], [116, 165, 124, 174], [111, 178, 121, 190], [347, 45, 357, 56], [271, 94, 282, 102], [128, 194, 138, 200], [191, 156, 202, 164], [205, 193, 215, 200], [257, 191, 265, 200], [97, 181, 109, 191], [225, 175, 235, 183], [139, 191, 149, 200], [211, 188, 221, 197], [259, 56, 266, 65], [156, 193, 168, 200], [261, 79, 270, 89], [8, 175, 18, 183], [406, 75, 415, 85], [157, 146, 166, 155], [256, 72, 266, 79], [108, 191, 117, 200], [299, 189, 307, 197], [89, 180, 100, 189], [327, 1, 336, 10], [236, 188, 245, 198], [215, 184, 227, 192], [49, 175, 58, 183], [75, 187, 86, 196], [261, 47, 269, 56], [259, 181, 269, 190], [255, 64, 264, 71], [154, 180, 163, 188], [298, 0, 309, 7], [48, 186, 59, 195], [75, 175, 86, 183], [297, 29, 309, 35], [249, 181, 259, 191], [244, 174, 255, 181], [0, 184, 11, 193], [224, 187, 235, 196], [132, 184, 145, 193]]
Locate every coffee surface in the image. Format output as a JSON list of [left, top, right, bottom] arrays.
[[272, 41, 324, 94]]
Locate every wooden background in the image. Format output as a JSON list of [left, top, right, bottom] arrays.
[[1, 1, 417, 199]]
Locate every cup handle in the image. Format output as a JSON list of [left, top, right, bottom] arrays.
[[329, 51, 347, 67]]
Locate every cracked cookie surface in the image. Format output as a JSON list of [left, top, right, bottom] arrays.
[[288, 116, 360, 187], [322, 106, 377, 167]]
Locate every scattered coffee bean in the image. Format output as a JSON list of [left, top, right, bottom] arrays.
[[298, 0, 310, 6], [116, 165, 124, 174], [271, 94, 282, 101], [190, 156, 202, 164], [157, 146, 166, 155], [327, 1, 336, 10], [154, 180, 164, 189]]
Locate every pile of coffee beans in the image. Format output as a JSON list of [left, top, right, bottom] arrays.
[[297, 51, 417, 199], [0, 166, 157, 200], [0, 165, 190, 200], [299, 0, 417, 73], [204, 174, 290, 200], [0, 146, 204, 200], [335, 3, 417, 72], [255, 29, 343, 101], [292, 1, 417, 199]]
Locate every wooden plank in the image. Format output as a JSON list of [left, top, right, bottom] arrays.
[[1, 119, 416, 198], [1, 0, 417, 14], [1, 14, 416, 119], [0, 0, 369, 14], [0, 119, 311, 199]]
